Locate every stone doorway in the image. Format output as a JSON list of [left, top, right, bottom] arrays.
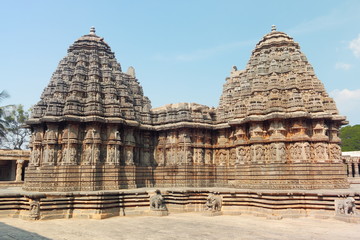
[[0, 160, 16, 181]]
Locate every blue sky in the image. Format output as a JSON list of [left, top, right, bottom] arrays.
[[1, 0, 360, 125]]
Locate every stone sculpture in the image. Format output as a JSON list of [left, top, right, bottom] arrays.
[[29, 199, 40, 220], [335, 197, 357, 216], [150, 189, 166, 211], [205, 193, 222, 212]]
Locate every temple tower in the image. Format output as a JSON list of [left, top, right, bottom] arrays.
[[25, 28, 153, 191], [216, 26, 348, 189]]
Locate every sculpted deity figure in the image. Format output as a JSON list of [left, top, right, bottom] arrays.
[[278, 143, 286, 163], [255, 145, 264, 163], [229, 149, 236, 166], [57, 149, 62, 164], [310, 145, 315, 160], [93, 147, 100, 164], [47, 148, 55, 164], [315, 143, 327, 161], [330, 144, 341, 162], [31, 148, 40, 166], [303, 142, 310, 161], [157, 149, 165, 166], [29, 199, 40, 220], [106, 145, 115, 164], [83, 145, 92, 165], [62, 147, 68, 164], [186, 150, 193, 165], [198, 149, 205, 165], [269, 144, 277, 162], [219, 152, 226, 166], [126, 148, 134, 165], [290, 143, 302, 162], [244, 147, 251, 163], [205, 150, 212, 165], [69, 146, 77, 164]]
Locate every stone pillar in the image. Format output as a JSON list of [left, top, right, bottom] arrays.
[[354, 159, 359, 177], [16, 160, 24, 182], [348, 162, 353, 177]]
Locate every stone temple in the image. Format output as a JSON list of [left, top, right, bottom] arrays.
[[24, 26, 348, 192]]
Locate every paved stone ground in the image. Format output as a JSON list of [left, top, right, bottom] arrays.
[[0, 213, 360, 240]]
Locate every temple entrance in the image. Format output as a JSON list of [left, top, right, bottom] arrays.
[[0, 160, 16, 181]]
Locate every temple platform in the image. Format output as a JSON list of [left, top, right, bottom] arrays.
[[0, 185, 359, 222]]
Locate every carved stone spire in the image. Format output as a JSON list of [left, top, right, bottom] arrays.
[[90, 26, 96, 35], [29, 28, 152, 123], [217, 27, 344, 123]]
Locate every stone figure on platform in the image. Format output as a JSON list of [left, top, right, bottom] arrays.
[[150, 189, 166, 210], [335, 197, 357, 216], [29, 199, 40, 220], [205, 193, 222, 212]]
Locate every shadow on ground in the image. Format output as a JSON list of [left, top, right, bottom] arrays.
[[0, 222, 50, 240]]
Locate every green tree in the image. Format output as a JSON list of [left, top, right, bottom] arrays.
[[339, 125, 360, 151], [0, 90, 10, 141], [1, 104, 31, 149]]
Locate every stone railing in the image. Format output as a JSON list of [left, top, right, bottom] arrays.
[[342, 152, 360, 179]]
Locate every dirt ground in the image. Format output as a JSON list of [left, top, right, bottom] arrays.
[[0, 213, 359, 240]]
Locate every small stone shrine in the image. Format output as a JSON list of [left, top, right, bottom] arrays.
[[24, 26, 348, 192]]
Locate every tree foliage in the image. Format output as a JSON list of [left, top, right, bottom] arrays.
[[1, 104, 31, 150], [0, 90, 10, 141], [340, 125, 360, 151]]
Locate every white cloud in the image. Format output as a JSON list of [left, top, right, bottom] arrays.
[[335, 62, 351, 70], [349, 34, 360, 57], [330, 89, 360, 124]]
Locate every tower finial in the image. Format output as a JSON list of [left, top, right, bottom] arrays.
[[90, 26, 96, 35], [271, 25, 276, 32]]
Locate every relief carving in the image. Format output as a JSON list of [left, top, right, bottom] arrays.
[[30, 148, 41, 166]]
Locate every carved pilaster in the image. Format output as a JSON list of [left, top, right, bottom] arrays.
[[15, 160, 24, 182]]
